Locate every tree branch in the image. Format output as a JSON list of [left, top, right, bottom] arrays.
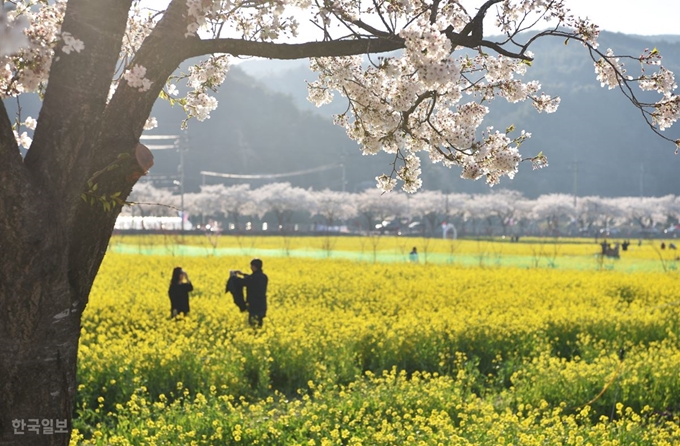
[[25, 0, 134, 195], [64, 0, 193, 275], [459, 0, 502, 39], [185, 36, 405, 60]]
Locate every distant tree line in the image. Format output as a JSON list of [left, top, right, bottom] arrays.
[[123, 182, 680, 238]]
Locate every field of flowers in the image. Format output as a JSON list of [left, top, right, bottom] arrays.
[[72, 236, 680, 445]]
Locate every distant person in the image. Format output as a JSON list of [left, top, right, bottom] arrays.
[[621, 240, 630, 251], [600, 240, 609, 255], [168, 267, 193, 318], [661, 242, 666, 250], [409, 247, 419, 263], [670, 243, 677, 250], [232, 258, 268, 328]]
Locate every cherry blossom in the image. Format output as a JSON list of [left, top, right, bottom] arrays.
[[123, 64, 153, 92]]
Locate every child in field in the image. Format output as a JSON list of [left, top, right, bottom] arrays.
[[409, 247, 419, 263]]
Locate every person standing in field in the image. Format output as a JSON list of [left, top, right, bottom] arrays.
[[232, 258, 268, 328], [409, 247, 419, 263], [168, 266, 193, 318]]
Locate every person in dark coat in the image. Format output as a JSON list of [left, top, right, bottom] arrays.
[[225, 270, 248, 312], [232, 258, 268, 328], [168, 266, 193, 318]]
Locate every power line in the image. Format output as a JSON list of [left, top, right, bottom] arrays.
[[200, 163, 342, 180], [140, 134, 180, 151], [140, 135, 181, 140]]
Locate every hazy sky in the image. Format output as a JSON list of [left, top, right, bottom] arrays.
[[560, 0, 680, 35], [141, 1, 680, 36]]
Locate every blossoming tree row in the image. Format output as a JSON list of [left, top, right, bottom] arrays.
[[126, 182, 680, 236]]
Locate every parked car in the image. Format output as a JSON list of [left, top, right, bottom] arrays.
[[598, 227, 620, 236], [664, 224, 680, 234], [375, 219, 402, 235]]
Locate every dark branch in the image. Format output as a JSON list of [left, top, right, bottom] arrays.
[[459, 0, 502, 39], [0, 100, 21, 172], [186, 36, 405, 59], [25, 0, 134, 194], [346, 18, 393, 38], [429, 0, 441, 24]]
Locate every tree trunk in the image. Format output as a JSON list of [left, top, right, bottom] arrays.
[[0, 182, 109, 445], [0, 1, 193, 442], [0, 126, 155, 446], [0, 143, 154, 445], [0, 251, 83, 446]]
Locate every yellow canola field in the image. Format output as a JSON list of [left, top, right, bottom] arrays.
[[72, 244, 680, 445]]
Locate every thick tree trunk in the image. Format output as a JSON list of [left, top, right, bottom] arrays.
[[0, 145, 151, 445], [0, 266, 83, 446], [0, 1, 189, 442], [0, 191, 100, 445]]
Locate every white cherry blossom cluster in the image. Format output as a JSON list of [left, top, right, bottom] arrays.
[[0, 0, 70, 97], [184, 0, 301, 41], [639, 67, 676, 98], [594, 49, 624, 90], [589, 45, 679, 132], [497, 1, 599, 48], [185, 0, 225, 37], [532, 94, 560, 113], [484, 54, 527, 83], [465, 53, 548, 107], [184, 92, 218, 122], [375, 174, 397, 192], [572, 18, 600, 49], [60, 31, 84, 54], [12, 115, 37, 149], [401, 19, 452, 67], [123, 64, 152, 92], [397, 154, 422, 193], [14, 129, 32, 149], [100, 4, 163, 107], [652, 96, 680, 132], [187, 55, 229, 90], [309, 18, 557, 192], [457, 128, 528, 186], [121, 4, 157, 62], [530, 151, 548, 170], [173, 55, 230, 122], [143, 117, 158, 130]]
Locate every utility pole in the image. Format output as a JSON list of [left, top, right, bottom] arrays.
[[139, 132, 186, 232], [339, 152, 346, 193], [639, 164, 644, 199], [179, 129, 188, 235], [341, 163, 346, 193], [572, 160, 579, 207]]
